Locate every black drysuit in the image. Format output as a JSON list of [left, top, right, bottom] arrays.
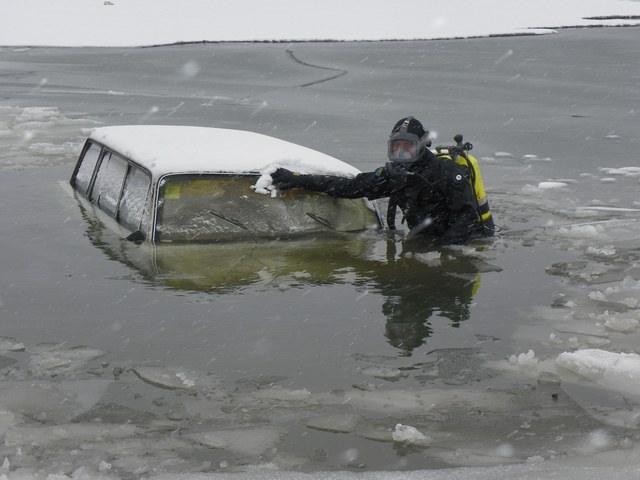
[[274, 149, 485, 244]]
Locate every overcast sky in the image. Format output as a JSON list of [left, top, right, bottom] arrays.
[[1, 0, 639, 47]]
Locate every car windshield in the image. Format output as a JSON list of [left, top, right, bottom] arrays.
[[154, 174, 378, 243]]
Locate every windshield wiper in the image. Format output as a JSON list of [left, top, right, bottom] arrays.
[[208, 210, 250, 232], [306, 212, 334, 230]]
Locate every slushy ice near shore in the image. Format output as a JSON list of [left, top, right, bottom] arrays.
[[0, 338, 639, 477]]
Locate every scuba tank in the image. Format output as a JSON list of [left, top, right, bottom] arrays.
[[435, 134, 494, 234]]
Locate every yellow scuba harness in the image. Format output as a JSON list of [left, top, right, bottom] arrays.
[[434, 134, 493, 230]]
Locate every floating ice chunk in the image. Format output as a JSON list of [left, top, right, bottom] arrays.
[[588, 290, 607, 302], [617, 276, 640, 291], [306, 413, 361, 433], [494, 151, 514, 158], [522, 154, 552, 162], [392, 424, 432, 446], [537, 371, 561, 385], [339, 388, 513, 415], [598, 166, 640, 176], [585, 245, 616, 258], [600, 312, 640, 333], [0, 337, 25, 352], [556, 349, 640, 396], [4, 423, 138, 447], [537, 181, 569, 190], [548, 333, 581, 350], [554, 224, 605, 240], [414, 251, 442, 267], [250, 385, 314, 402], [0, 380, 110, 423], [508, 350, 538, 369], [28, 343, 107, 374], [184, 426, 283, 456], [360, 366, 407, 380], [98, 460, 112, 472], [577, 206, 640, 213], [131, 365, 220, 392], [522, 182, 570, 195]]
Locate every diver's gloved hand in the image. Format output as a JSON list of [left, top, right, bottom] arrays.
[[271, 168, 304, 190], [382, 162, 409, 190]]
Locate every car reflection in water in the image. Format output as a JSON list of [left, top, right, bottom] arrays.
[[77, 197, 494, 355]]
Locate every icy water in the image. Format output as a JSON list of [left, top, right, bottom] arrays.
[[0, 28, 640, 477]]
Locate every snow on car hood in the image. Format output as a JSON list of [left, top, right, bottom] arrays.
[[89, 125, 361, 177]]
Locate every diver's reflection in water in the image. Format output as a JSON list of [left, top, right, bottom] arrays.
[[354, 237, 482, 355], [80, 204, 486, 355]]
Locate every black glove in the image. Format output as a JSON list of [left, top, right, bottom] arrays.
[[271, 168, 304, 190], [382, 162, 409, 191]]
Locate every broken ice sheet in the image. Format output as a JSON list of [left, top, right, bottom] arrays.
[[131, 365, 222, 393], [359, 366, 408, 381], [0, 336, 25, 352], [599, 310, 640, 333], [28, 343, 106, 374], [306, 413, 361, 433], [184, 426, 284, 456], [0, 379, 110, 423], [556, 349, 640, 398], [4, 423, 139, 447], [337, 387, 516, 415], [249, 385, 315, 402]]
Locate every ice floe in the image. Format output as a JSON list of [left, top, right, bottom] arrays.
[[0, 338, 25, 353], [131, 365, 222, 393], [0, 379, 110, 423], [556, 349, 640, 397], [0, 106, 92, 170], [392, 424, 432, 446], [598, 166, 640, 177], [28, 343, 107, 374], [184, 426, 284, 456]]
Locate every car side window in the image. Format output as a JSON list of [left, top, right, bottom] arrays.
[[90, 151, 128, 217], [119, 166, 151, 232], [74, 141, 102, 195]]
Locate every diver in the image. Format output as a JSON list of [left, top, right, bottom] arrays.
[[271, 117, 494, 245]]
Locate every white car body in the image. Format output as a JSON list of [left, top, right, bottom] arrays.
[[70, 125, 381, 243]]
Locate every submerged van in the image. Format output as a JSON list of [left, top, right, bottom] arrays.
[[70, 125, 381, 243]]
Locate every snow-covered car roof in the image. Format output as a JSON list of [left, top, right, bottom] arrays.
[[88, 125, 361, 177]]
